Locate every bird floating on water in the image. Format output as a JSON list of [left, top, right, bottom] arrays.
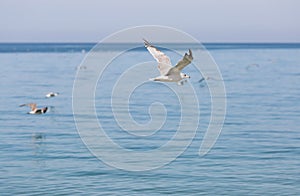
[[144, 39, 193, 85], [45, 92, 59, 98], [19, 103, 48, 114], [198, 76, 211, 83], [198, 76, 221, 83]]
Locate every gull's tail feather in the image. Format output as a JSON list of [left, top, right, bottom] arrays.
[[43, 107, 48, 113]]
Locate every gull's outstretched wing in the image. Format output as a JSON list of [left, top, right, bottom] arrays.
[[20, 103, 37, 111], [144, 39, 172, 76], [174, 49, 193, 71]]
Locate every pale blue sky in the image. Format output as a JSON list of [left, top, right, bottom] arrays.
[[0, 0, 299, 42]]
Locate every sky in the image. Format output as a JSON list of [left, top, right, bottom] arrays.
[[0, 0, 299, 43]]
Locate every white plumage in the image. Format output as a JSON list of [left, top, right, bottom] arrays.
[[144, 39, 193, 84]]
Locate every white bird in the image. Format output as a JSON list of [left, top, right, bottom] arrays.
[[144, 39, 193, 84], [19, 103, 48, 114], [45, 92, 59, 98]]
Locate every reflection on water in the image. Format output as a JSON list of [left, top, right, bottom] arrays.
[[32, 132, 46, 167]]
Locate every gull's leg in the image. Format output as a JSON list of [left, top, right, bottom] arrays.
[[177, 81, 184, 85]]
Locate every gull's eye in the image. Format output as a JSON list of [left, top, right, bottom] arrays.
[[184, 74, 186, 76]]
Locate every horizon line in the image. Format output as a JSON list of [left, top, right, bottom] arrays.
[[0, 42, 300, 44]]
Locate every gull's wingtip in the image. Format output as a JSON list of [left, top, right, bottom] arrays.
[[187, 49, 193, 60], [143, 38, 151, 47], [189, 49, 192, 57]]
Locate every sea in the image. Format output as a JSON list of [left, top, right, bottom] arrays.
[[0, 43, 300, 195]]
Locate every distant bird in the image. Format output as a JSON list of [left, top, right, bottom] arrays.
[[198, 76, 212, 83], [144, 39, 193, 85], [45, 92, 59, 98], [198, 77, 206, 83], [76, 65, 87, 70], [246, 63, 260, 70], [19, 103, 48, 114], [198, 76, 221, 83]]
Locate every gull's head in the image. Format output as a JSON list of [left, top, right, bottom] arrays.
[[181, 73, 190, 79]]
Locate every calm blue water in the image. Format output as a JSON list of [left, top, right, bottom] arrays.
[[1, 43, 300, 195]]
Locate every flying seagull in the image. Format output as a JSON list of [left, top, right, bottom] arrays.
[[45, 92, 59, 98], [144, 39, 193, 84], [19, 103, 48, 114]]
